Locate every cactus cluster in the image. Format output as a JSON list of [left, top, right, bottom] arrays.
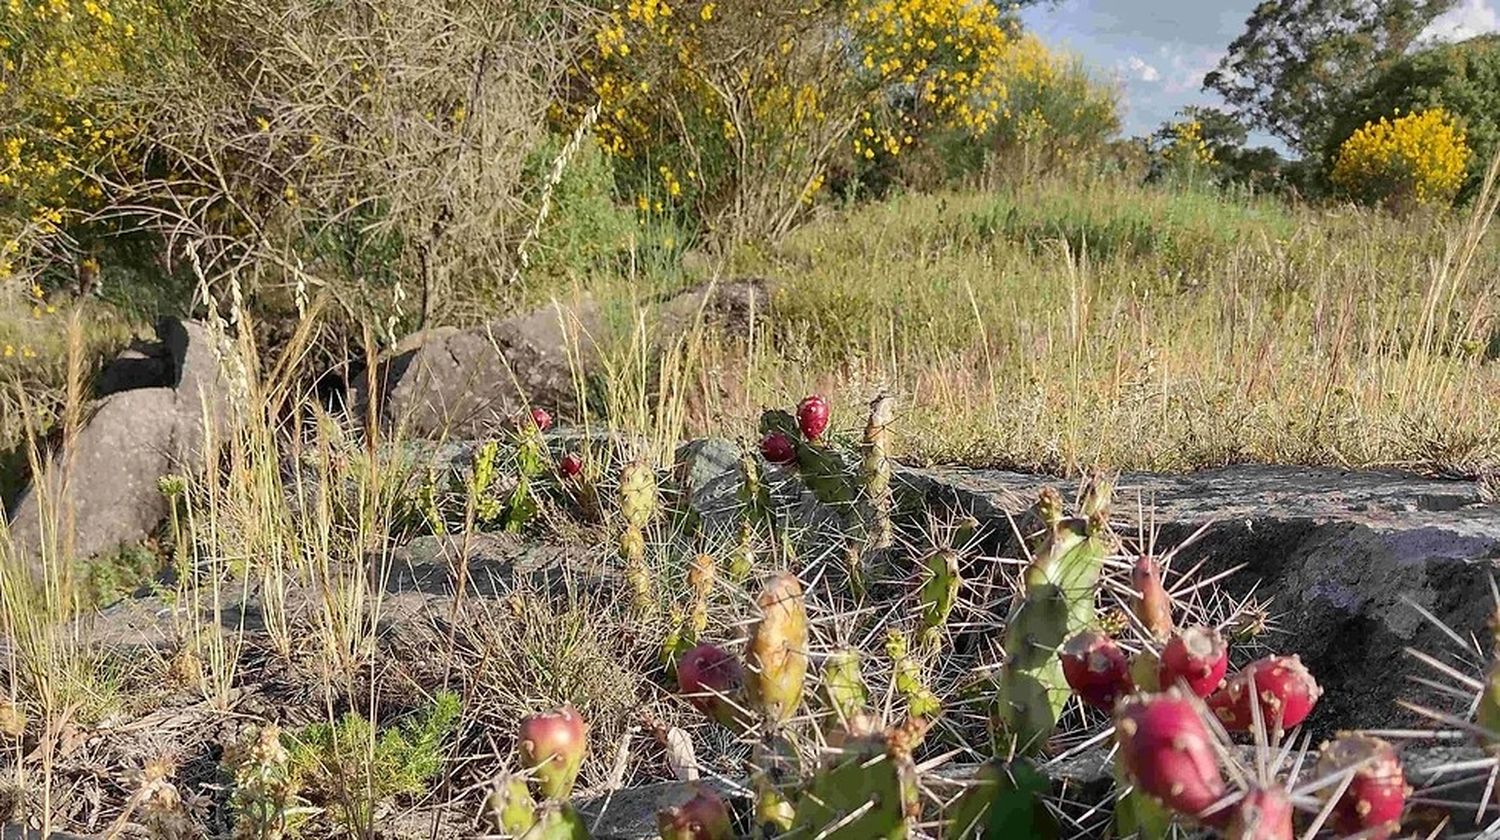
[[465, 393, 1466, 840]]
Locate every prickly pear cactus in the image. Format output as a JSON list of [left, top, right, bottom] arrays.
[[520, 802, 590, 839], [946, 759, 1058, 840], [917, 548, 961, 650], [886, 629, 940, 718], [483, 774, 538, 836], [861, 392, 895, 549], [791, 726, 913, 839], [746, 573, 809, 726], [618, 460, 658, 613], [821, 649, 869, 723], [993, 480, 1114, 755], [759, 409, 856, 507]]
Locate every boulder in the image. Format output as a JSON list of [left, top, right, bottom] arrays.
[[657, 276, 774, 338], [6, 318, 230, 573], [902, 464, 1500, 735], [365, 297, 600, 439]]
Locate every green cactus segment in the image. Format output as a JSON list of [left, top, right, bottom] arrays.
[[886, 629, 941, 719], [739, 448, 774, 527], [994, 482, 1113, 755], [792, 737, 911, 840], [759, 409, 856, 507], [821, 650, 870, 723], [918, 548, 962, 650], [861, 393, 895, 549], [483, 775, 538, 836], [947, 760, 1058, 840], [520, 803, 590, 840], [1479, 661, 1500, 742], [751, 736, 800, 834], [1113, 757, 1172, 840]]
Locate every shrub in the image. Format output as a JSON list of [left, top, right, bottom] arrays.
[[1330, 107, 1470, 209], [287, 690, 461, 832], [1326, 34, 1500, 200], [565, 0, 1042, 239]]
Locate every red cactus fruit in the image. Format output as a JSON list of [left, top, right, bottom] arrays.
[[1114, 688, 1226, 817], [1224, 785, 1295, 840], [796, 395, 830, 441], [1314, 733, 1406, 840], [1207, 655, 1321, 735], [677, 643, 746, 731], [560, 452, 583, 478], [517, 704, 587, 800], [656, 785, 734, 840], [1160, 626, 1230, 698], [759, 432, 796, 465], [1060, 630, 1134, 711], [528, 407, 553, 432]]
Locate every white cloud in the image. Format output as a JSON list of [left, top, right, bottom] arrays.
[[1420, 0, 1500, 43], [1125, 55, 1161, 82]]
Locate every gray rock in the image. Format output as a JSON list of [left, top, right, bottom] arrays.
[[6, 318, 230, 572], [658, 277, 773, 338], [902, 464, 1500, 734], [367, 297, 600, 439]]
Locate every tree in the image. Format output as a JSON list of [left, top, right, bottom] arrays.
[[1326, 34, 1500, 199], [1150, 106, 1291, 192], [1204, 0, 1455, 157]]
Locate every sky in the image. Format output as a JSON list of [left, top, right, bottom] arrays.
[[1017, 0, 1500, 143]]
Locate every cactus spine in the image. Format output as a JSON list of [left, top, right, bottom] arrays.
[[861, 392, 895, 549], [994, 481, 1113, 754], [618, 460, 658, 614]]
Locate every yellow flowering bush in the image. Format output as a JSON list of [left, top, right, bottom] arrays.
[[1330, 107, 1469, 208], [567, 0, 1040, 237], [0, 0, 169, 285]]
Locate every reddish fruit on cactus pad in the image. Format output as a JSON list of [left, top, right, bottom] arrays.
[[1224, 785, 1295, 840], [656, 785, 734, 840], [517, 704, 587, 800], [1160, 626, 1230, 698], [560, 452, 583, 478], [759, 432, 796, 464], [528, 407, 553, 432], [1114, 688, 1226, 817], [1060, 630, 1134, 711], [1207, 655, 1321, 734], [1314, 733, 1407, 840], [677, 643, 746, 730], [796, 395, 830, 440]]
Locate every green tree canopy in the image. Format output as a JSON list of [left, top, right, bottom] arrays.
[[1204, 0, 1455, 157], [1325, 34, 1500, 198]]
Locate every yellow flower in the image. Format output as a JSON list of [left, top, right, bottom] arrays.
[[700, 3, 714, 20]]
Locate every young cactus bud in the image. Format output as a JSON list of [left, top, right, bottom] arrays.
[[797, 394, 831, 441], [688, 553, 715, 636], [886, 628, 941, 719], [1159, 626, 1230, 698], [482, 774, 537, 836], [1131, 555, 1173, 641], [518, 705, 588, 801], [677, 643, 747, 732], [821, 649, 869, 723], [917, 548, 961, 649], [619, 460, 658, 528], [860, 392, 895, 550], [620, 524, 652, 613], [656, 785, 734, 840], [1059, 630, 1134, 711], [728, 521, 754, 584], [1114, 688, 1226, 818], [1223, 785, 1294, 840], [1207, 655, 1321, 736], [746, 573, 808, 725], [1313, 733, 1406, 840]]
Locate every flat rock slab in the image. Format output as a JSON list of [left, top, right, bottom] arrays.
[[903, 464, 1500, 734]]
